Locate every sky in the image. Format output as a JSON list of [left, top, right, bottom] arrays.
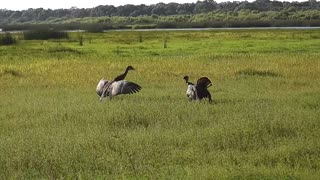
[[0, 0, 309, 11]]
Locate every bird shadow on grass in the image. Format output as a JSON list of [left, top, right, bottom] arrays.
[[0, 69, 22, 77]]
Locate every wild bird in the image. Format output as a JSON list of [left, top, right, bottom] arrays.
[[97, 66, 141, 101], [183, 75, 213, 103]]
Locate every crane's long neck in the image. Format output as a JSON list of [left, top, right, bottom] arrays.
[[125, 68, 130, 75], [123, 67, 130, 77]]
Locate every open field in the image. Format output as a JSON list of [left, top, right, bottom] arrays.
[[0, 29, 320, 179]]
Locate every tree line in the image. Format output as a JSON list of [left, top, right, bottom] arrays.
[[0, 0, 319, 30], [0, 0, 319, 24]]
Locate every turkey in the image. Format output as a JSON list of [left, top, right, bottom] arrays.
[[183, 76, 212, 103]]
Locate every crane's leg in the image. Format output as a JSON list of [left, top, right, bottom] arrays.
[[100, 82, 111, 102]]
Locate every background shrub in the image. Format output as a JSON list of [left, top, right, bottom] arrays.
[[0, 33, 17, 45], [23, 29, 69, 40]]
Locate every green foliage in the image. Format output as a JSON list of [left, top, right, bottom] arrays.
[[1, 1, 320, 29], [3, 10, 320, 31], [23, 30, 69, 40], [1, 0, 320, 24], [1, 29, 320, 178], [81, 23, 107, 33], [0, 33, 17, 45]]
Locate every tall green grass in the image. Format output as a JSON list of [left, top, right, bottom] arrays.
[[0, 29, 320, 178]]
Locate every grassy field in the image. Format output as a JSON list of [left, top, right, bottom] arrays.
[[0, 29, 320, 179]]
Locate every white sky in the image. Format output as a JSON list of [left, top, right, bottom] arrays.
[[0, 0, 309, 11]]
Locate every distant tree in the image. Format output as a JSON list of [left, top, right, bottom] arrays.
[[151, 3, 167, 15], [117, 5, 137, 16], [194, 0, 219, 13], [177, 3, 195, 14], [254, 0, 272, 11], [219, 1, 241, 12], [165, 3, 179, 15]]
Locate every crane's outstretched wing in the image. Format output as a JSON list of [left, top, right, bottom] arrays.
[[116, 81, 142, 95]]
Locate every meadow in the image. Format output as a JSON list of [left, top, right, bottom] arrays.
[[0, 29, 320, 179]]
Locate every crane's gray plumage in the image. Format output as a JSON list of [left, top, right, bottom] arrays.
[[96, 79, 142, 101], [96, 79, 109, 97]]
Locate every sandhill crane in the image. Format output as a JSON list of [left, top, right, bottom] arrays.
[[97, 66, 141, 101]]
